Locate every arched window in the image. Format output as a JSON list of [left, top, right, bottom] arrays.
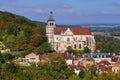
[[49, 23, 51, 26], [74, 44, 77, 49], [67, 38, 70, 41], [79, 44, 81, 48], [56, 47, 58, 50], [51, 23, 53, 25], [50, 23, 54, 26]]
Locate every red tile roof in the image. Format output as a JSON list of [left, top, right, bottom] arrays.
[[97, 60, 112, 72], [68, 65, 85, 70], [39, 54, 48, 61], [54, 28, 67, 35], [112, 62, 120, 67], [54, 28, 92, 35], [60, 53, 72, 59], [86, 64, 91, 69]]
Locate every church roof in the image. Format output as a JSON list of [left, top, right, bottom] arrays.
[[48, 11, 55, 21], [54, 27, 92, 35], [48, 15, 55, 21]]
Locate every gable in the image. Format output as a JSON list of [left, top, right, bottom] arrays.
[[54, 27, 92, 35], [63, 28, 74, 35]]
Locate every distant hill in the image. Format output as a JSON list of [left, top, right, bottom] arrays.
[[34, 21, 46, 26], [34, 21, 120, 33]]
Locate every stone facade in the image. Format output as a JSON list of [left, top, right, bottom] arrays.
[[46, 12, 95, 52]]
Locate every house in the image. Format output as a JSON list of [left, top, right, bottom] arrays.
[[111, 62, 120, 73], [83, 53, 111, 63], [80, 57, 95, 70], [97, 60, 112, 73], [25, 52, 40, 63], [46, 12, 95, 52], [39, 54, 49, 62], [1, 49, 10, 53], [73, 55, 83, 65], [60, 53, 73, 65], [68, 65, 86, 75]]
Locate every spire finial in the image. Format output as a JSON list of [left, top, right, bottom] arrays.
[[48, 11, 55, 21], [50, 11, 53, 15]]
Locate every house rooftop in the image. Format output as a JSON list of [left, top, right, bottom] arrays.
[[83, 53, 111, 58], [54, 28, 92, 35]]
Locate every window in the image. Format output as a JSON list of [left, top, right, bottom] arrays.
[[79, 44, 81, 48], [67, 38, 70, 41], [82, 41, 86, 44], [74, 38, 75, 41], [30, 58, 35, 60], [51, 23, 53, 25], [56, 47, 58, 50], [49, 23, 53, 26], [49, 23, 51, 26], [74, 44, 77, 49]]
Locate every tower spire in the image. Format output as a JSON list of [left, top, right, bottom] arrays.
[[48, 11, 55, 21]]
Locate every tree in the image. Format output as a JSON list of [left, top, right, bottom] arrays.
[[37, 54, 75, 79], [38, 42, 53, 54], [84, 47, 91, 53], [3, 53, 15, 61], [6, 62, 17, 73], [75, 50, 85, 55], [46, 54, 74, 79], [66, 46, 75, 54], [79, 70, 85, 78], [68, 74, 80, 80], [4, 35, 17, 50], [30, 27, 42, 47]]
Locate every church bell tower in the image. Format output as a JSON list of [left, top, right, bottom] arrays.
[[46, 11, 56, 43]]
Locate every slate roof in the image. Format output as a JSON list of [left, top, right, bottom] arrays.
[[83, 53, 111, 58]]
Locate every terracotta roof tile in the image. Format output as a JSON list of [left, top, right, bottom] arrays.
[[39, 54, 48, 61], [54, 28, 92, 35], [68, 65, 85, 70], [86, 64, 91, 69], [54, 28, 67, 35], [112, 62, 120, 67], [60, 53, 72, 59]]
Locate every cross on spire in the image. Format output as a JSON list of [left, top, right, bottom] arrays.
[[50, 11, 53, 15], [48, 11, 55, 21]]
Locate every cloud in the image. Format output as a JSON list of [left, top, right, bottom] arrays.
[[101, 10, 120, 15], [57, 3, 72, 9], [47, 2, 74, 13], [63, 8, 74, 13], [34, 9, 48, 14]]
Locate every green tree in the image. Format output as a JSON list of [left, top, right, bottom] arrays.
[[6, 62, 17, 73], [68, 74, 80, 80], [84, 47, 91, 53], [38, 42, 53, 54], [47, 54, 74, 79], [79, 70, 85, 78], [66, 46, 75, 54], [37, 54, 75, 79]]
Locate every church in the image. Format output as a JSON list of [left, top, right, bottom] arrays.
[[46, 12, 95, 52]]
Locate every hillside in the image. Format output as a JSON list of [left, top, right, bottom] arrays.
[[0, 11, 46, 51], [95, 35, 120, 53]]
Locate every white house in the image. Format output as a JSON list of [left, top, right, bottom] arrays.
[[111, 62, 120, 73], [83, 53, 111, 63], [25, 52, 40, 63]]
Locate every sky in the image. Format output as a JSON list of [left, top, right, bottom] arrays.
[[0, 0, 120, 24]]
